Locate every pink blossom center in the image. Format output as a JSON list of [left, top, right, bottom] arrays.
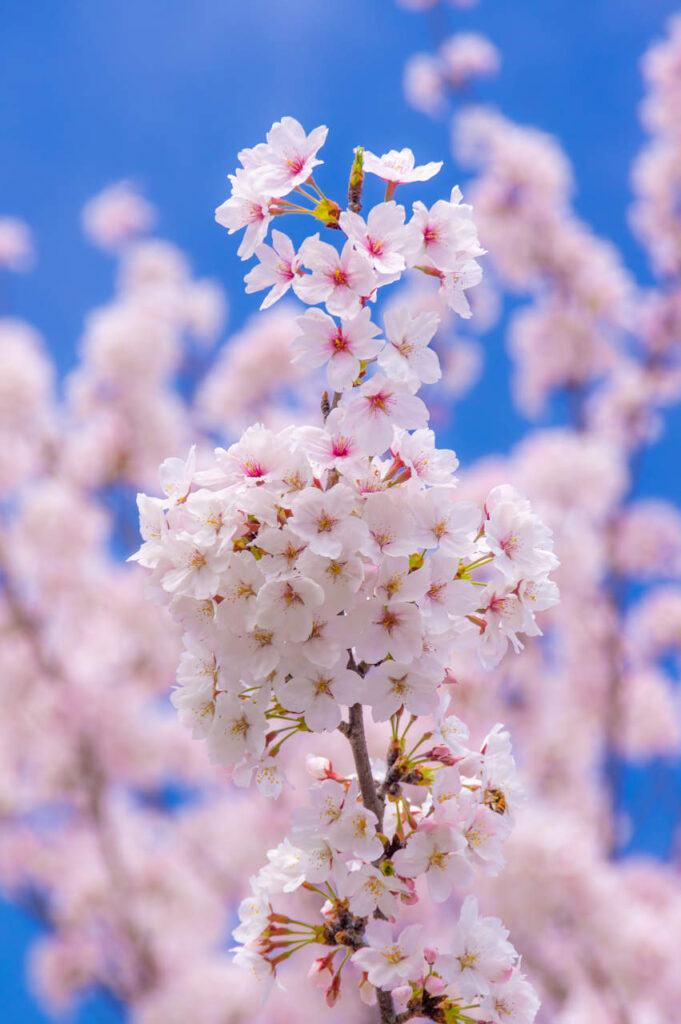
[[367, 390, 393, 414], [316, 512, 337, 533], [423, 224, 439, 245], [331, 436, 352, 456], [381, 944, 406, 964], [394, 337, 413, 356], [243, 459, 265, 478], [372, 529, 393, 550], [286, 155, 305, 176], [282, 582, 304, 606], [389, 674, 408, 695], [433, 518, 449, 539], [313, 675, 332, 696], [379, 608, 399, 633], [499, 535, 519, 556]]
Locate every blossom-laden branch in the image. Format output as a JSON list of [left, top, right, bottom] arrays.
[[132, 116, 559, 1023]]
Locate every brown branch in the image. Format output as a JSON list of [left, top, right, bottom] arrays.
[[340, 702, 385, 832], [376, 987, 398, 1024], [339, 691, 395, 1023]]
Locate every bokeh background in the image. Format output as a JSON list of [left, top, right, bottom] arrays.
[[2, 0, 681, 1020]]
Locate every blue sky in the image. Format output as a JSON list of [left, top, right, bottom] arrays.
[[3, 0, 681, 472], [1, 1, 681, 1019]]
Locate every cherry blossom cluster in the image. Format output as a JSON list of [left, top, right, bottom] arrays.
[[4, 7, 681, 1023], [234, 723, 538, 1024], [133, 118, 558, 1023], [4, 8, 681, 1021], [216, 116, 483, 318]]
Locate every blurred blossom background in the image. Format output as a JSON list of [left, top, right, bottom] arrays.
[[2, 0, 681, 1021]]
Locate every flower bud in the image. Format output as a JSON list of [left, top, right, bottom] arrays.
[[348, 146, 365, 213], [424, 974, 445, 995], [392, 985, 412, 1012], [306, 754, 331, 779]]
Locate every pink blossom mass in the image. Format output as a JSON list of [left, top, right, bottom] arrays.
[[1, 6, 681, 1024]]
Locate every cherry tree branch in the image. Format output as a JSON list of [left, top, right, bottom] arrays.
[[339, 683, 395, 1023], [339, 701, 385, 832]]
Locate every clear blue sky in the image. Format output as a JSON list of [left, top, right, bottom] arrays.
[[1, 1, 680, 1019]]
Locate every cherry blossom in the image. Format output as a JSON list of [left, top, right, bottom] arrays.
[[392, 823, 474, 901], [295, 236, 378, 318], [363, 148, 443, 185], [207, 691, 268, 765], [351, 920, 424, 989], [378, 307, 442, 386], [404, 187, 485, 275], [244, 230, 302, 309], [435, 896, 516, 998], [339, 866, 410, 917], [291, 306, 382, 391], [339, 201, 409, 275], [279, 662, 361, 732], [298, 409, 367, 477], [254, 573, 325, 642], [367, 660, 441, 720], [215, 169, 273, 260], [256, 117, 328, 198], [288, 484, 366, 558], [342, 373, 429, 454]]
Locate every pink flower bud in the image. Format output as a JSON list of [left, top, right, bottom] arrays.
[[392, 985, 412, 1012], [308, 954, 335, 988], [306, 754, 331, 779], [325, 971, 341, 1007], [320, 899, 335, 920], [425, 974, 445, 995], [358, 974, 377, 1006], [425, 745, 458, 764], [401, 878, 419, 905]]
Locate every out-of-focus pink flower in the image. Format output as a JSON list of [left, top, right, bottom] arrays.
[[439, 33, 501, 89], [0, 216, 34, 271], [404, 53, 446, 117], [82, 181, 156, 251]]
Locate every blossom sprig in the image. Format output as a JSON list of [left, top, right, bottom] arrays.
[[214, 115, 485, 319], [133, 118, 558, 1023], [233, 756, 538, 1020]]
